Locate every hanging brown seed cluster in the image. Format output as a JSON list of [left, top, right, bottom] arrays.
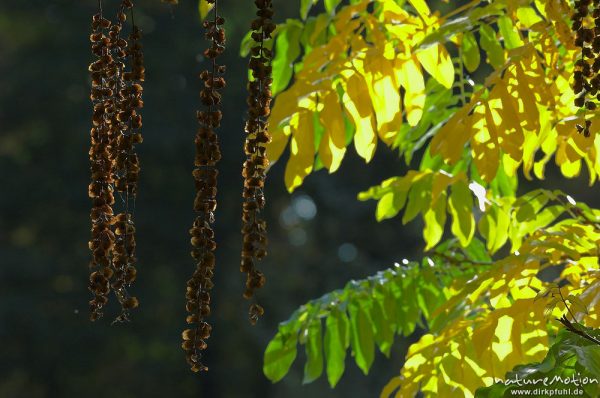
[[88, 7, 116, 321], [182, 0, 225, 373], [109, 2, 144, 322], [240, 0, 275, 325], [572, 0, 600, 137], [87, 0, 143, 322]]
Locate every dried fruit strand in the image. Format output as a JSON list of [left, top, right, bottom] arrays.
[[240, 0, 275, 325], [183, 0, 225, 373], [109, 2, 144, 323], [88, 0, 116, 321], [88, 0, 143, 322]]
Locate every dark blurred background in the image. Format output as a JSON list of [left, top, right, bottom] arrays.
[[1, 1, 594, 397], [0, 1, 423, 397]]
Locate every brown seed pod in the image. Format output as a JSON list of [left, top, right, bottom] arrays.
[[240, 0, 274, 325], [88, 3, 116, 321], [108, 0, 144, 323], [183, 0, 225, 373], [88, 0, 144, 322]]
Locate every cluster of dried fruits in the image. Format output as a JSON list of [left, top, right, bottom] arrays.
[[87, 0, 143, 322], [240, 0, 275, 326], [572, 0, 600, 137], [89, 0, 279, 373], [182, 0, 225, 373]]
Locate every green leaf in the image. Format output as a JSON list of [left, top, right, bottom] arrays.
[[325, 0, 342, 14], [300, 0, 317, 20], [423, 191, 447, 249], [348, 299, 375, 375], [448, 180, 474, 246], [198, 0, 214, 21], [272, 20, 303, 96], [264, 330, 299, 382], [490, 162, 517, 198], [300, 16, 317, 52], [261, 262, 463, 385], [575, 345, 600, 378], [240, 31, 254, 57], [370, 290, 395, 357], [463, 237, 492, 263], [479, 24, 505, 69], [303, 318, 324, 384], [376, 192, 401, 221], [324, 308, 349, 387], [402, 174, 433, 224], [497, 15, 523, 49], [514, 190, 549, 222], [511, 205, 565, 250], [461, 31, 480, 73]]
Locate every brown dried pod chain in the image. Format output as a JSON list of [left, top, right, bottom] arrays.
[[88, 0, 117, 322], [109, 0, 144, 323], [572, 0, 600, 137], [240, 0, 275, 325], [182, 0, 225, 373], [87, 0, 142, 322]]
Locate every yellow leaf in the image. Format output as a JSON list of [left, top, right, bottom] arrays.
[[270, 82, 313, 130], [493, 81, 524, 162], [342, 72, 377, 161], [309, 13, 331, 46], [471, 107, 499, 182], [380, 376, 402, 398], [396, 56, 425, 126], [491, 201, 511, 253], [516, 6, 543, 28], [199, 0, 214, 21], [319, 90, 347, 172], [492, 315, 513, 362], [334, 2, 368, 32], [364, 54, 402, 145], [284, 111, 315, 192], [512, 61, 541, 132], [381, 1, 410, 23], [416, 43, 455, 89], [430, 171, 457, 205], [448, 179, 475, 246], [560, 159, 582, 178], [430, 105, 472, 164], [423, 191, 447, 250], [266, 121, 293, 165], [407, 0, 431, 20]]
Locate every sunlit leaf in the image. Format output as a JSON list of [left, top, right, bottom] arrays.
[[198, 0, 214, 21], [303, 318, 324, 383], [448, 180, 475, 246], [397, 56, 426, 126], [479, 24, 505, 68], [272, 20, 303, 96], [285, 111, 315, 192], [461, 31, 480, 73], [348, 300, 375, 375], [264, 330, 299, 382], [324, 308, 349, 387], [416, 43, 455, 89]]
